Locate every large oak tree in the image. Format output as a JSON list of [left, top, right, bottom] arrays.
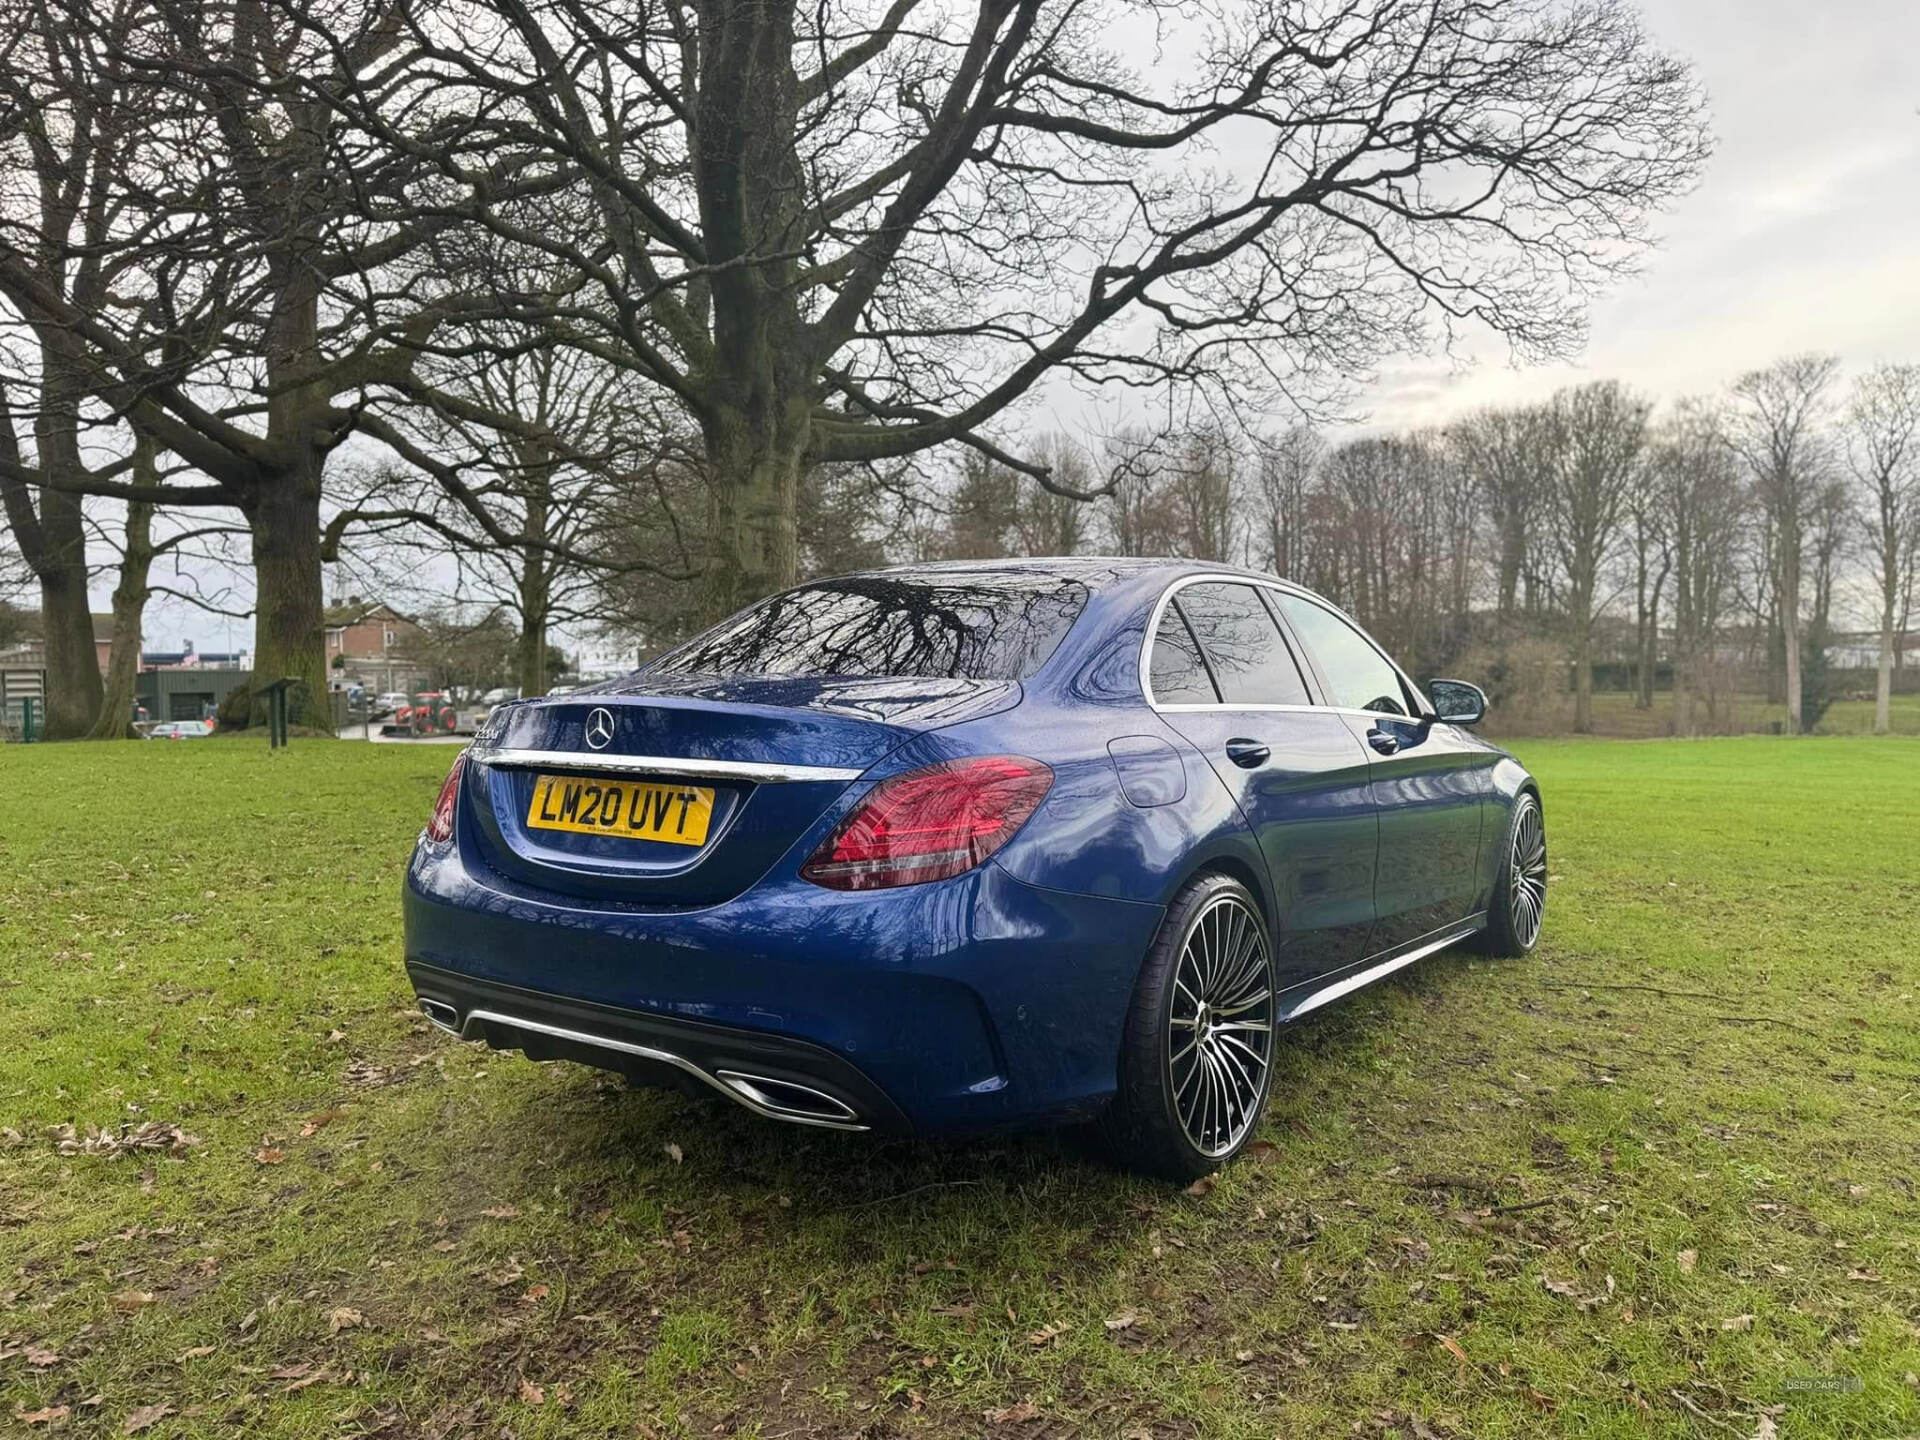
[[367, 0, 1709, 619]]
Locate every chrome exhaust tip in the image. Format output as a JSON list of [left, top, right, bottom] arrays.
[[419, 998, 459, 1033], [712, 1070, 862, 1125]]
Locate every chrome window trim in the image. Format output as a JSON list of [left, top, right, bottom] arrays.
[[468, 745, 865, 784], [1138, 572, 1433, 721]]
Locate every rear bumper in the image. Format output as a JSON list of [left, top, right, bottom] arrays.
[[406, 963, 913, 1133], [403, 843, 1165, 1134]]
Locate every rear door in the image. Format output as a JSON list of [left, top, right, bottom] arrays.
[[1150, 582, 1379, 988], [1269, 592, 1489, 951]]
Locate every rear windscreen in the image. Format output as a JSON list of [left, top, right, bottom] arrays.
[[651, 573, 1089, 682]]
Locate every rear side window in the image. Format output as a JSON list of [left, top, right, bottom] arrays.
[[652, 573, 1088, 682], [1173, 583, 1313, 706], [1148, 607, 1218, 703], [1272, 593, 1413, 716]]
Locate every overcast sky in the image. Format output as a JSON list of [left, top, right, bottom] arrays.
[[1365, 0, 1920, 428], [126, 0, 1920, 654]]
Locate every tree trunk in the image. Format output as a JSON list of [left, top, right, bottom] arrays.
[[1496, 513, 1525, 622], [85, 497, 155, 740], [1672, 649, 1692, 738], [247, 466, 332, 732], [700, 401, 805, 621], [1877, 599, 1895, 735], [515, 482, 552, 696], [1573, 621, 1594, 734], [1636, 579, 1663, 709], [36, 555, 102, 740], [1781, 579, 1802, 736]]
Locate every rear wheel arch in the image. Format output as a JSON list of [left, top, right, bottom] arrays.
[[1164, 846, 1279, 949]]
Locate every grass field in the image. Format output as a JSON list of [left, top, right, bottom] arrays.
[[2, 735, 1918, 1439]]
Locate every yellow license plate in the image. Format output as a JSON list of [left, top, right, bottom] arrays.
[[525, 774, 715, 846]]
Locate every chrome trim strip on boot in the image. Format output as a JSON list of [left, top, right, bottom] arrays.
[[467, 746, 866, 784]]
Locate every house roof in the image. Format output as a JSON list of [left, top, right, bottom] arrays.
[[323, 601, 415, 628]]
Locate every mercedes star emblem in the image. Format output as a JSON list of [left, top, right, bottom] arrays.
[[584, 706, 615, 751]]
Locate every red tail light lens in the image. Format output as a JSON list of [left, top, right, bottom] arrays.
[[801, 755, 1053, 891], [425, 753, 467, 844]]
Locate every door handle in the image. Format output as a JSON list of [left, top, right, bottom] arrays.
[[1225, 737, 1270, 769], [1366, 728, 1401, 755]]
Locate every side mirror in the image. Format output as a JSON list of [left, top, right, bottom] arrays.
[[1425, 679, 1487, 727]]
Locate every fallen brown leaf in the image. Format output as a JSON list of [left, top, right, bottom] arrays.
[[327, 1306, 365, 1334], [1720, 1314, 1754, 1332], [19, 1407, 69, 1426], [254, 1147, 286, 1166], [176, 1345, 216, 1362], [111, 1290, 156, 1313], [1103, 1310, 1138, 1332], [518, 1379, 545, 1405], [1676, 1249, 1697, 1274], [122, 1402, 174, 1434], [662, 1142, 683, 1165], [985, 1398, 1040, 1424], [479, 1205, 520, 1219], [1184, 1176, 1215, 1197]]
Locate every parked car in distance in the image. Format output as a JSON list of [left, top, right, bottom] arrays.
[[404, 560, 1546, 1179], [480, 687, 520, 707], [146, 720, 213, 739], [374, 692, 410, 717]]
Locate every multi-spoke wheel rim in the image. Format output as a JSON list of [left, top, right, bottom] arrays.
[[1509, 799, 1547, 948], [1168, 894, 1274, 1158]]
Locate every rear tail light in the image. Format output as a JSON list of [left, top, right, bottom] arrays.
[[801, 755, 1052, 891], [425, 752, 467, 844]]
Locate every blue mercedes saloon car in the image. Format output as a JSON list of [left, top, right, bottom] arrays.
[[404, 560, 1546, 1178]]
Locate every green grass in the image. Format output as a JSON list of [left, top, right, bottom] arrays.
[[3, 734, 1918, 1438]]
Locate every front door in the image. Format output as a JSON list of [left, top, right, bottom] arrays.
[[1149, 582, 1379, 989], [1269, 592, 1489, 953]]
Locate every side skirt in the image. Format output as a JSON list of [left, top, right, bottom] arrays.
[[1277, 914, 1487, 1024]]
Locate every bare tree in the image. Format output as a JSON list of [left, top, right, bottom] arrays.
[[0, 0, 561, 728], [1253, 425, 1323, 581], [1846, 364, 1920, 733], [1013, 436, 1094, 558], [1624, 455, 1671, 709], [0, 0, 158, 736], [1450, 404, 1555, 625], [1724, 354, 1841, 734], [1653, 400, 1742, 736], [361, 0, 1708, 621], [1544, 381, 1648, 733]]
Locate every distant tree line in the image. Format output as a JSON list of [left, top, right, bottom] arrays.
[[818, 356, 1918, 737]]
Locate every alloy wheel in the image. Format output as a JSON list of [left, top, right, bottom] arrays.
[[1509, 798, 1547, 948], [1168, 893, 1274, 1157]]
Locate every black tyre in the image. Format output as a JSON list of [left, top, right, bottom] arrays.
[[1099, 872, 1277, 1181], [1476, 791, 1547, 957]]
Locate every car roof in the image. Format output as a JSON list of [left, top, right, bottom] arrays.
[[827, 556, 1283, 588]]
